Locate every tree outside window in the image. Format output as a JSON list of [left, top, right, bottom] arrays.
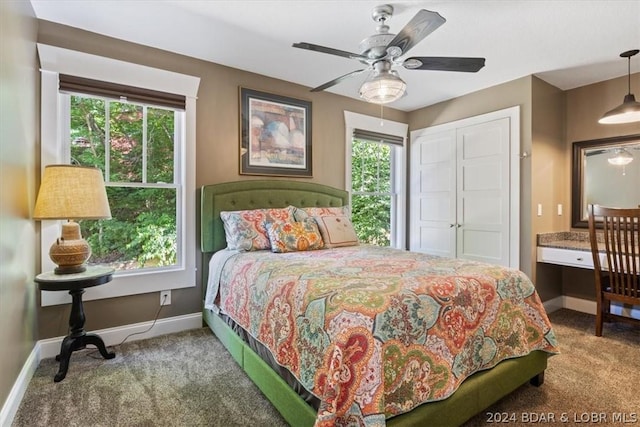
[[350, 139, 392, 246], [69, 95, 179, 271]]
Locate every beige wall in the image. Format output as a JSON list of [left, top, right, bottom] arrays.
[[566, 72, 640, 144], [561, 72, 640, 300], [0, 0, 39, 412], [35, 20, 409, 339], [531, 77, 566, 301]]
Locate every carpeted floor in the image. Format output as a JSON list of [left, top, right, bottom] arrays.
[[12, 309, 640, 427], [462, 309, 640, 426], [13, 328, 289, 427]]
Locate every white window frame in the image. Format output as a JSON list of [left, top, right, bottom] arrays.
[[344, 111, 408, 249], [37, 44, 200, 306], [61, 94, 185, 274]]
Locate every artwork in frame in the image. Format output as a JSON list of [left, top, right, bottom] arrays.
[[240, 87, 312, 177]]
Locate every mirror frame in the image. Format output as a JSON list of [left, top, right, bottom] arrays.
[[571, 133, 640, 228]]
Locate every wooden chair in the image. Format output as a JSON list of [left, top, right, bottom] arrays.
[[587, 204, 640, 336]]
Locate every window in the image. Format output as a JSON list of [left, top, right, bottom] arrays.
[[64, 92, 182, 272], [351, 136, 393, 246], [37, 44, 200, 306], [344, 111, 408, 249]]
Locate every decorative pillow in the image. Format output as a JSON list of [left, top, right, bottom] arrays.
[[266, 218, 324, 253], [220, 207, 295, 251], [294, 205, 350, 221], [313, 215, 359, 248]]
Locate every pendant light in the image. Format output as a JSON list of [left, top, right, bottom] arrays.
[[599, 49, 640, 124]]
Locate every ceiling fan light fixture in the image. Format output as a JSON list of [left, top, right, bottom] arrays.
[[607, 148, 634, 166], [359, 71, 406, 104], [599, 49, 640, 125]]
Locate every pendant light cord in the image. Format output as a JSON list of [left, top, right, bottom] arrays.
[[621, 49, 639, 95], [627, 53, 631, 95]]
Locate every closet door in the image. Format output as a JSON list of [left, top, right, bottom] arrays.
[[409, 130, 456, 258], [409, 107, 518, 268], [456, 118, 510, 266]]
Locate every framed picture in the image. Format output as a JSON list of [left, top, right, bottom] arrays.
[[240, 87, 312, 177]]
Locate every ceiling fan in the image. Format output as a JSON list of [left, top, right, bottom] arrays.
[[292, 4, 486, 104], [586, 145, 640, 167]]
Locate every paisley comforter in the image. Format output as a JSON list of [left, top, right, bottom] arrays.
[[206, 245, 558, 426]]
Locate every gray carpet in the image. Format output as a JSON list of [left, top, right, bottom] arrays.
[[13, 328, 289, 427], [12, 309, 640, 427]]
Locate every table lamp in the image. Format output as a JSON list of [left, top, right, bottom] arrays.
[[33, 165, 112, 274]]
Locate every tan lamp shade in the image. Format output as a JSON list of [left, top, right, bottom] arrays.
[[34, 165, 111, 220], [34, 165, 111, 274]]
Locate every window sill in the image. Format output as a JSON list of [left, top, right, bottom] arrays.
[[40, 267, 196, 306]]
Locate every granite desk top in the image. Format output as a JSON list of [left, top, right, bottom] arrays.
[[537, 231, 640, 256], [537, 231, 601, 252]]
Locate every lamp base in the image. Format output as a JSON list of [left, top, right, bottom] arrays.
[[54, 265, 87, 275], [50, 221, 91, 275]]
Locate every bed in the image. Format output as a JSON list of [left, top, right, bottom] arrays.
[[200, 180, 557, 427]]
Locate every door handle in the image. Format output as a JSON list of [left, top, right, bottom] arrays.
[[450, 223, 455, 228], [457, 224, 462, 228]]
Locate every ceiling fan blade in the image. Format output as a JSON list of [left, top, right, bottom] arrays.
[[310, 69, 367, 92], [293, 42, 368, 61], [403, 56, 486, 72], [386, 10, 446, 55]]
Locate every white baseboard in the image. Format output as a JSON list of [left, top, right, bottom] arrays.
[[558, 296, 640, 320], [38, 312, 202, 359], [543, 296, 564, 313], [0, 344, 40, 427], [1, 312, 202, 427], [562, 296, 597, 315], [614, 304, 640, 319]]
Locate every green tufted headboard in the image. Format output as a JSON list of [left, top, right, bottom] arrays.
[[200, 180, 349, 254]]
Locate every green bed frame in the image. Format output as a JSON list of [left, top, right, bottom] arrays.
[[200, 180, 548, 427]]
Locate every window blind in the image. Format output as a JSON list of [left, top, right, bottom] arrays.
[[59, 74, 186, 110], [352, 128, 404, 146]]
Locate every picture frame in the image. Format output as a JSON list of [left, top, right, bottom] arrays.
[[239, 87, 312, 177]]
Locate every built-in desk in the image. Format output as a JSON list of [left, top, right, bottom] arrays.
[[537, 232, 639, 320], [536, 231, 605, 269]]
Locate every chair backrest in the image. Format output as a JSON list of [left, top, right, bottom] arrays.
[[587, 204, 640, 299]]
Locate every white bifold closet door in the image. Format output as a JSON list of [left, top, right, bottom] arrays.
[[410, 108, 519, 268]]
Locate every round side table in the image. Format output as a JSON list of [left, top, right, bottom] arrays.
[[35, 266, 116, 382]]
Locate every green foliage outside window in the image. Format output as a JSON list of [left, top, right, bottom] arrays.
[[70, 96, 178, 270], [350, 139, 391, 246]]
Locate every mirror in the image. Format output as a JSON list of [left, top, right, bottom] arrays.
[[572, 134, 640, 228]]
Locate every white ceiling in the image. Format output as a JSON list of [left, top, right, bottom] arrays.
[[30, 0, 640, 112]]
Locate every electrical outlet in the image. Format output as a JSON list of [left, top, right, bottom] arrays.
[[160, 290, 171, 306]]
